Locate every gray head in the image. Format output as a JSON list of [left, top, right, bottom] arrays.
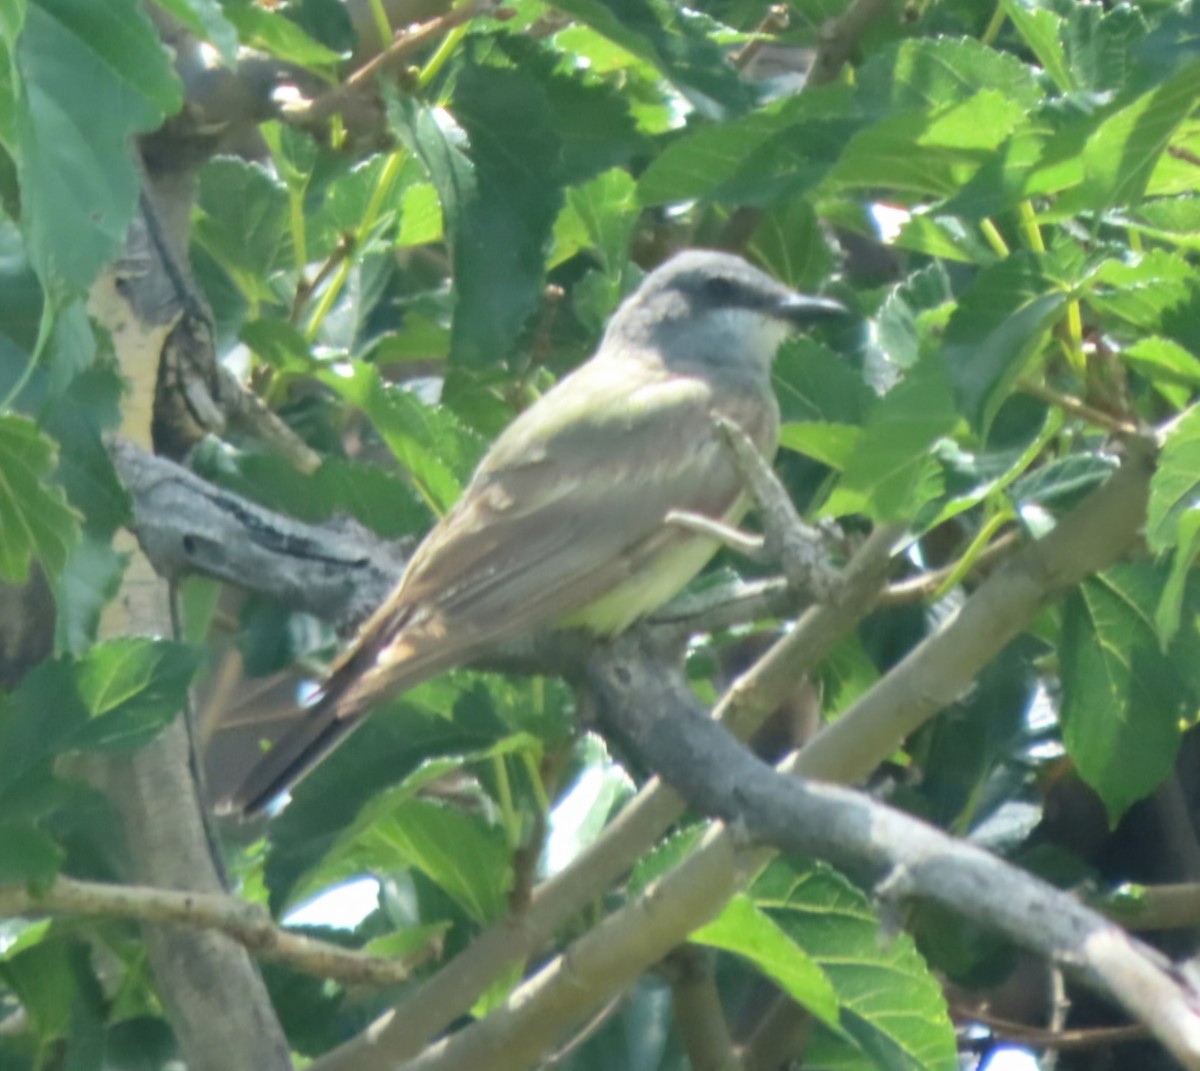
[[603, 249, 845, 375]]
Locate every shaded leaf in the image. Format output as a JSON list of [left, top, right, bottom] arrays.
[[942, 253, 1066, 432], [1060, 563, 1200, 823], [14, 0, 180, 299], [0, 414, 79, 582], [71, 638, 198, 751]]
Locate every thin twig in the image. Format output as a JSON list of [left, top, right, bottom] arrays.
[[301, 1, 496, 124], [878, 530, 1020, 606], [956, 1007, 1149, 1051], [0, 875, 435, 988], [1018, 379, 1140, 437]]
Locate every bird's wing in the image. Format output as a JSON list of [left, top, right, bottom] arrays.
[[395, 360, 777, 642]]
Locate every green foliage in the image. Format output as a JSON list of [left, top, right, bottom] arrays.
[[4, 0, 1200, 1067]]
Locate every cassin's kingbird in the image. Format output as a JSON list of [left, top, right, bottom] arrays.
[[231, 249, 844, 815]]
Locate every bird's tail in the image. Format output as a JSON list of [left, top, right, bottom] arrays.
[[224, 687, 361, 818], [224, 636, 434, 817]]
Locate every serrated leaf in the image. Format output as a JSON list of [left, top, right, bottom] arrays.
[[1001, 0, 1072, 93], [693, 893, 841, 1030], [636, 87, 852, 206], [13, 0, 181, 300], [0, 414, 79, 582], [753, 859, 957, 1071], [772, 337, 874, 427], [1086, 250, 1200, 342], [857, 36, 1040, 115], [552, 168, 638, 275], [552, 0, 751, 114], [391, 60, 562, 370], [1060, 564, 1200, 823], [53, 537, 128, 656], [193, 158, 291, 294], [311, 361, 484, 515], [1124, 336, 1200, 395], [1156, 511, 1200, 646]]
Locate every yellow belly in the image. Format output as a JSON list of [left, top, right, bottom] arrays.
[[558, 497, 749, 636]]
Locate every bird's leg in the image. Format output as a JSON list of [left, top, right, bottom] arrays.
[[713, 417, 843, 603]]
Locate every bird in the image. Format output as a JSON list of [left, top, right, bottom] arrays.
[[229, 249, 845, 816]]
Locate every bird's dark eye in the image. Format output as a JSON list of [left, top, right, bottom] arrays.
[[702, 276, 739, 304]]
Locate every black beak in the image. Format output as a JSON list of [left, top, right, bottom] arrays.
[[773, 292, 849, 327]]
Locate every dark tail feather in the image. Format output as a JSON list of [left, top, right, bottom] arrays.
[[225, 692, 362, 817]]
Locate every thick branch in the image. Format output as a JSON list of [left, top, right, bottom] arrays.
[[111, 439, 401, 633], [0, 875, 429, 987]]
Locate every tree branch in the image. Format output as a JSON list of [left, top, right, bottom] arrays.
[[0, 875, 432, 988]]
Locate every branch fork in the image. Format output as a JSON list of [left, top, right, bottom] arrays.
[[667, 417, 843, 604]]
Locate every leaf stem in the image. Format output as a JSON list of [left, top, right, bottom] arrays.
[[980, 218, 1010, 257]]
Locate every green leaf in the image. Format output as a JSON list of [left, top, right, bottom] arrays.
[[264, 676, 514, 911], [1060, 564, 1200, 823], [221, 0, 343, 70], [193, 158, 291, 295], [0, 414, 79, 582], [1147, 403, 1200, 553], [13, 0, 181, 300], [1124, 336, 1200, 400], [552, 168, 638, 275], [857, 36, 1040, 115], [150, 0, 238, 63], [1085, 250, 1200, 342], [53, 537, 128, 656], [942, 253, 1066, 433], [0, 823, 62, 886], [311, 361, 484, 515], [636, 86, 852, 206], [1001, 0, 1072, 93], [753, 859, 957, 1071], [1083, 59, 1200, 210], [1156, 511, 1200, 646], [823, 355, 958, 522], [391, 59, 563, 369], [0, 937, 74, 1041], [748, 197, 835, 292], [693, 894, 841, 1031], [772, 337, 874, 427], [193, 440, 431, 541], [833, 92, 1028, 198], [551, 0, 751, 114], [328, 798, 510, 924], [779, 421, 859, 470], [71, 638, 198, 751]]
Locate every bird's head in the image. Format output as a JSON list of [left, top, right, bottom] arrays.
[[604, 249, 846, 376]]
